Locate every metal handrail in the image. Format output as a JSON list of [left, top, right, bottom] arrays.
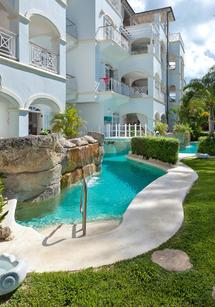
[[80, 168, 88, 236], [97, 78, 134, 97]]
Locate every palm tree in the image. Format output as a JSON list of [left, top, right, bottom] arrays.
[[183, 66, 215, 135], [52, 107, 83, 139]]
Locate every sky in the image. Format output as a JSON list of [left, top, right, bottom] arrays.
[[128, 0, 215, 81]]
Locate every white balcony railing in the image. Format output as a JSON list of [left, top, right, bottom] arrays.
[[0, 27, 16, 58], [30, 42, 58, 73], [104, 124, 148, 138], [97, 78, 134, 97], [97, 26, 130, 53]]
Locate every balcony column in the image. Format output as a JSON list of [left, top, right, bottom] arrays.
[[59, 39, 66, 76], [17, 16, 30, 64], [19, 110, 29, 137], [148, 76, 154, 96]]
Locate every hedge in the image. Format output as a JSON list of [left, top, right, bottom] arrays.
[[198, 136, 215, 156], [131, 137, 179, 164]]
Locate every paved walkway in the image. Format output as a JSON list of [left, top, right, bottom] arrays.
[[0, 158, 198, 272]]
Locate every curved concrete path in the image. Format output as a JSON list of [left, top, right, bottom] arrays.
[[0, 158, 198, 272]]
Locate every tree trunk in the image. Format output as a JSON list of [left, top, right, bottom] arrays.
[[209, 104, 215, 135]]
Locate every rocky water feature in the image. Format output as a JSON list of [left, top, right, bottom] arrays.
[[0, 134, 104, 202]]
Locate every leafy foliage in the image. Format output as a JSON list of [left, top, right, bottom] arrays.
[[2, 159, 215, 306], [198, 136, 215, 155], [154, 122, 168, 136], [131, 137, 179, 164], [179, 65, 215, 138], [52, 107, 83, 139]]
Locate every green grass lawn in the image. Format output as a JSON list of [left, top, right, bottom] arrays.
[[1, 159, 215, 306]]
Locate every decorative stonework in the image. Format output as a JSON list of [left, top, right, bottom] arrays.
[[0, 134, 103, 202], [151, 249, 193, 272]]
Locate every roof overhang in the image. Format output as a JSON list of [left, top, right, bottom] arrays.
[[134, 7, 175, 22]]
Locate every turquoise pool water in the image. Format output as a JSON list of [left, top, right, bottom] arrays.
[[179, 142, 198, 154], [15, 155, 165, 228]]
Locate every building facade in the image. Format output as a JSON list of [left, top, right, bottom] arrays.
[[0, 0, 66, 138], [66, 0, 185, 134], [0, 0, 184, 138]]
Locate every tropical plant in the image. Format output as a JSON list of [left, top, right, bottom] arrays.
[[173, 123, 192, 148], [52, 107, 83, 139], [154, 122, 168, 136], [180, 65, 215, 136], [173, 123, 192, 134]]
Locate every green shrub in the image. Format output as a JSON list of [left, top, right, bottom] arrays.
[[154, 122, 168, 136], [198, 136, 215, 155], [131, 137, 179, 164]]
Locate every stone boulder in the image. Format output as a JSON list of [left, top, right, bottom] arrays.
[[0, 134, 64, 174], [88, 132, 104, 146], [0, 134, 104, 202]]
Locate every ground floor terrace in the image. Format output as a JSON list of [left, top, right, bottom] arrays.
[[1, 158, 215, 306], [77, 94, 166, 136]]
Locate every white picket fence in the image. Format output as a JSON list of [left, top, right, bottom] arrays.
[[104, 124, 148, 138]]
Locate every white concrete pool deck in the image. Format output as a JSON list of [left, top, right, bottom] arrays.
[[0, 156, 198, 273]]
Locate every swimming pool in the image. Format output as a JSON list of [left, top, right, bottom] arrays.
[[179, 142, 198, 154], [15, 155, 165, 228]]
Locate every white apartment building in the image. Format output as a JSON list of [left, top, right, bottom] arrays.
[[0, 0, 67, 138], [0, 0, 184, 138], [66, 0, 185, 134]]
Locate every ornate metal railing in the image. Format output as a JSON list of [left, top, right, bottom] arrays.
[[132, 86, 148, 97], [97, 26, 130, 53], [97, 78, 134, 97], [0, 27, 16, 58], [30, 42, 58, 73]]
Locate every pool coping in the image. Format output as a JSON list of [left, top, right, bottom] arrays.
[[0, 158, 198, 273]]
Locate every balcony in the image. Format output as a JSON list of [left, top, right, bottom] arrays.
[[97, 26, 130, 58], [0, 27, 16, 59], [30, 42, 58, 73], [66, 74, 77, 101], [97, 78, 134, 97], [169, 33, 185, 52]]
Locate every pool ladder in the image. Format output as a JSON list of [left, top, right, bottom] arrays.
[[80, 168, 88, 236]]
